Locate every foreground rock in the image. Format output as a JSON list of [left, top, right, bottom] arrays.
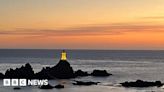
[[39, 84, 54, 89], [91, 70, 111, 76], [121, 80, 163, 87], [54, 84, 64, 89], [13, 87, 21, 90], [39, 84, 64, 89], [75, 70, 89, 77], [73, 81, 100, 86]]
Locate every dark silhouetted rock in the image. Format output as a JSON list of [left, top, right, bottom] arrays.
[[120, 80, 163, 87], [34, 60, 75, 79], [75, 70, 89, 77], [48, 60, 75, 79], [39, 84, 54, 89], [0, 73, 4, 79], [13, 87, 21, 90], [73, 81, 100, 86], [35, 67, 54, 79], [4, 60, 75, 79], [91, 70, 111, 76], [54, 84, 64, 89], [35, 50, 75, 79], [2, 60, 111, 79], [5, 63, 35, 79]]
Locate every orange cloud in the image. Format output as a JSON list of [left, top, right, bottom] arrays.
[[1, 23, 164, 37], [1, 22, 164, 49]]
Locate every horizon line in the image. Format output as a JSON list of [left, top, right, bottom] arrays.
[[0, 48, 164, 51]]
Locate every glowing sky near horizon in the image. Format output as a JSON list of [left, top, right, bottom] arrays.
[[1, 0, 164, 49]]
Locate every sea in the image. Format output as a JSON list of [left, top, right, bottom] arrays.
[[0, 49, 164, 92]]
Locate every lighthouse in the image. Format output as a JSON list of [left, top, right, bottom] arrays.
[[60, 50, 67, 61]]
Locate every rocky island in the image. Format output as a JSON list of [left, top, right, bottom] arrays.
[[0, 50, 112, 79]]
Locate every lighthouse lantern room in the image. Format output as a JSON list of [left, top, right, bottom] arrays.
[[61, 50, 67, 61]]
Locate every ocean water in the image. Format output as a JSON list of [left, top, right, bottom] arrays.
[[0, 49, 164, 92]]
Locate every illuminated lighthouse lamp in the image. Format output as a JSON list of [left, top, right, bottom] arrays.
[[60, 50, 67, 61]]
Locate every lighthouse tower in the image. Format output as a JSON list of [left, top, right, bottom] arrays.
[[60, 50, 67, 61]]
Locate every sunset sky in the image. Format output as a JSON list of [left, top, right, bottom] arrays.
[[1, 0, 164, 49]]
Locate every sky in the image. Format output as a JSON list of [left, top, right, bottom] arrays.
[[1, 0, 164, 50]]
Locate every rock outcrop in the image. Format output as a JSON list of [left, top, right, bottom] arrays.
[[54, 84, 64, 89], [120, 80, 163, 87], [35, 60, 75, 79], [35, 67, 54, 79], [13, 87, 21, 90], [39, 84, 54, 89], [74, 70, 89, 77], [5, 63, 35, 79], [0, 73, 4, 79], [73, 80, 100, 86], [49, 60, 75, 79], [1, 60, 112, 79], [2, 60, 75, 79], [0, 50, 112, 79], [91, 70, 111, 76]]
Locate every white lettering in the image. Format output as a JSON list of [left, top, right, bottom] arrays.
[[3, 79, 49, 86], [19, 79, 26, 86]]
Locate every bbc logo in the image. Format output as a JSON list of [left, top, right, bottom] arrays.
[[3, 79, 27, 86]]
